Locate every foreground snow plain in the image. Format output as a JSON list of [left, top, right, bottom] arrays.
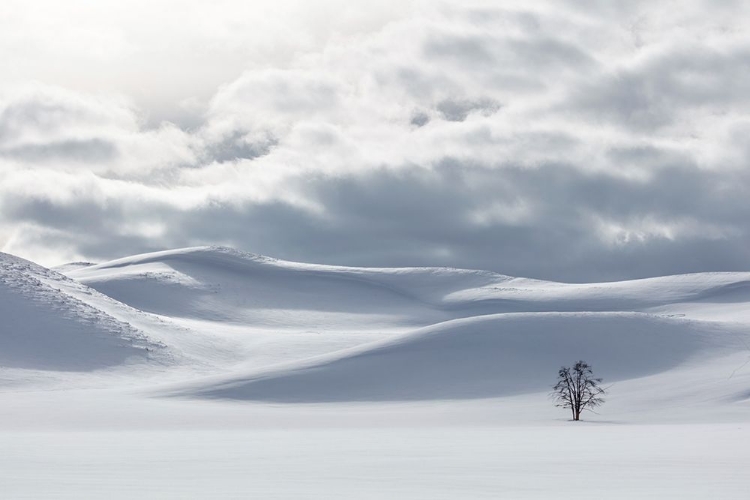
[[1, 246, 749, 498]]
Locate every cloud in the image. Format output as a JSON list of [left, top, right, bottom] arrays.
[[436, 98, 501, 122], [1, 0, 750, 281], [0, 86, 195, 176], [0, 138, 117, 164], [572, 45, 750, 131]]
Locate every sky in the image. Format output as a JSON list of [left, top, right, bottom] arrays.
[[1, 0, 749, 282]]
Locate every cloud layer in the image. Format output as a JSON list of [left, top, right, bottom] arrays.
[[2, 0, 749, 281]]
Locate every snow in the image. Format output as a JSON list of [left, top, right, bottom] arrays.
[[2, 246, 750, 498], [51, 261, 97, 273], [0, 253, 164, 371], [184, 312, 745, 402], [2, 425, 749, 500]]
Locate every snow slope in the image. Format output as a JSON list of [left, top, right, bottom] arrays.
[[58, 246, 750, 405], [189, 312, 746, 402], [0, 253, 165, 371]]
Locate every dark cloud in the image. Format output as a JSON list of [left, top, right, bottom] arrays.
[[4, 156, 750, 282], [410, 111, 430, 127], [203, 130, 277, 163], [436, 97, 500, 122]]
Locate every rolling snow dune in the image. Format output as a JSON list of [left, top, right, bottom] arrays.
[[58, 246, 750, 402], [68, 246, 750, 325], [0, 253, 164, 371], [185, 312, 747, 402], [67, 247, 453, 326]]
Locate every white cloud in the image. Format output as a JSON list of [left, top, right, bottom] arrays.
[[1, 0, 750, 280]]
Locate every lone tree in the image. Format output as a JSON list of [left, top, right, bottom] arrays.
[[552, 360, 606, 421]]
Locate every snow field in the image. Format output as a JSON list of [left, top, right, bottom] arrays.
[[2, 246, 749, 498]]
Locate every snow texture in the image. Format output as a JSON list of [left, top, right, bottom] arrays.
[[2, 246, 750, 498]]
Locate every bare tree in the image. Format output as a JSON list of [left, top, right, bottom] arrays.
[[552, 360, 605, 421]]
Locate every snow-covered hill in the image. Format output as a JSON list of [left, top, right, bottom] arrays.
[[1, 244, 747, 406], [0, 252, 165, 371], [67, 245, 750, 324], [49, 245, 750, 405]]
